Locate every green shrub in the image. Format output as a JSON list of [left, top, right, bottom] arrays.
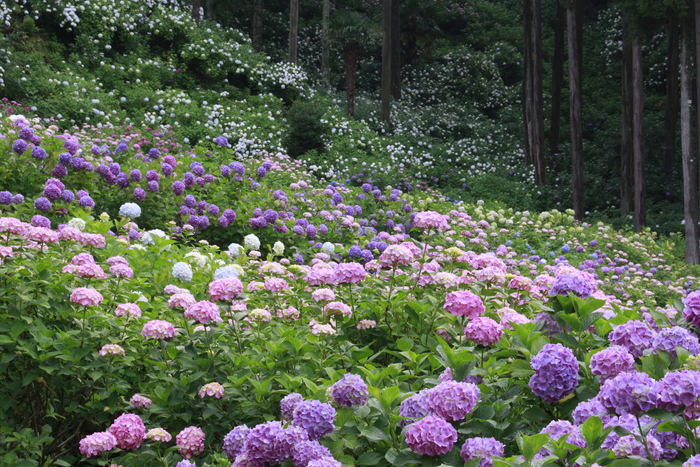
[[283, 100, 330, 159]]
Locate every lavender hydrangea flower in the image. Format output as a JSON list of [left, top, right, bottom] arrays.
[[291, 440, 333, 467], [529, 343, 579, 403], [329, 374, 369, 407], [589, 345, 635, 382], [272, 425, 309, 463], [425, 381, 480, 421], [683, 291, 700, 329], [292, 400, 335, 440], [404, 415, 458, 456], [598, 371, 658, 415], [222, 425, 249, 459], [460, 437, 505, 467], [653, 326, 700, 358], [572, 397, 609, 425], [656, 370, 700, 414], [464, 316, 503, 346], [399, 389, 432, 427], [549, 272, 595, 298], [608, 320, 657, 358], [243, 421, 284, 466], [34, 197, 52, 212]]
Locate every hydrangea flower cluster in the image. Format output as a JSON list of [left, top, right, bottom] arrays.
[[141, 320, 176, 339], [425, 381, 481, 421], [460, 437, 505, 467], [222, 425, 249, 459], [108, 414, 145, 451], [292, 400, 336, 440], [549, 272, 595, 298], [444, 290, 485, 318], [198, 382, 225, 399], [172, 262, 194, 282], [79, 432, 117, 458], [529, 343, 579, 403], [404, 415, 458, 456], [608, 320, 657, 358], [683, 291, 700, 329], [118, 202, 141, 219], [176, 426, 206, 459], [209, 277, 243, 301], [589, 345, 635, 382], [329, 373, 369, 407], [185, 300, 222, 324], [463, 316, 503, 346], [70, 287, 104, 306], [598, 371, 658, 415], [656, 370, 700, 414]]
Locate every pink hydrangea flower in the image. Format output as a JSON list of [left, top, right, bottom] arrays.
[[79, 431, 117, 458], [333, 263, 366, 284], [141, 320, 176, 339], [198, 382, 225, 399], [106, 256, 128, 265], [323, 302, 352, 318], [99, 344, 125, 356], [78, 232, 106, 247], [129, 394, 152, 408], [114, 303, 142, 318], [168, 293, 196, 309], [311, 288, 336, 302], [109, 263, 134, 278], [109, 414, 145, 450], [70, 287, 104, 306], [26, 227, 58, 243], [404, 415, 457, 456], [499, 309, 531, 330], [77, 263, 107, 279], [185, 301, 223, 324], [379, 244, 414, 265], [176, 426, 206, 459], [444, 290, 485, 318], [71, 252, 96, 265], [264, 277, 290, 292], [208, 277, 244, 301], [356, 320, 376, 330], [464, 317, 503, 346], [413, 211, 450, 230], [305, 265, 337, 286]]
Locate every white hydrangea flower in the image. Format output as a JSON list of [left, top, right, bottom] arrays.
[[228, 243, 244, 257], [272, 241, 285, 255], [321, 242, 335, 255], [244, 234, 260, 251], [67, 217, 86, 231]]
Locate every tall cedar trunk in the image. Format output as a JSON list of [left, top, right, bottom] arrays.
[[523, 0, 533, 166], [664, 20, 680, 175], [632, 31, 646, 231], [288, 0, 299, 63], [321, 0, 331, 90], [568, 1, 584, 220], [205, 0, 215, 21], [695, 0, 700, 223], [381, 0, 392, 124], [621, 12, 633, 216], [391, 0, 401, 100], [252, 0, 264, 53], [549, 0, 565, 173], [345, 42, 358, 117], [192, 0, 201, 26], [532, 0, 545, 185], [681, 13, 699, 264]]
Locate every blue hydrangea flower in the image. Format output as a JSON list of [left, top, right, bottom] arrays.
[[172, 262, 193, 282], [119, 203, 142, 220]]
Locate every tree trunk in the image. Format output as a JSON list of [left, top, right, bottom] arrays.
[[632, 30, 646, 231], [192, 0, 201, 26], [532, 0, 545, 185], [391, 0, 401, 100], [321, 0, 331, 90], [664, 19, 680, 176], [621, 12, 633, 216], [345, 42, 358, 117], [549, 0, 565, 173], [252, 0, 264, 53], [205, 0, 215, 21], [288, 0, 299, 64], [682, 13, 699, 264], [523, 0, 533, 166], [568, 1, 584, 220], [381, 0, 392, 124]]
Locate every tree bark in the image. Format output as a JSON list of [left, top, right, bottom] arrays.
[[252, 0, 264, 53], [321, 0, 331, 90], [568, 1, 584, 220], [381, 0, 392, 124], [532, 0, 545, 185], [345, 42, 358, 117], [664, 19, 680, 176], [391, 0, 401, 100], [549, 0, 565, 173], [632, 30, 646, 231], [192, 0, 201, 27], [681, 13, 699, 264], [205, 0, 215, 21], [523, 0, 533, 166], [621, 11, 633, 216], [288, 0, 299, 64]]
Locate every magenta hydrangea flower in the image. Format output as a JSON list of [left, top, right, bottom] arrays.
[[176, 426, 206, 459], [323, 301, 352, 317], [208, 277, 244, 301], [264, 277, 289, 292], [379, 244, 414, 265], [70, 287, 104, 306], [499, 310, 531, 330], [198, 382, 225, 399], [425, 381, 480, 422], [413, 211, 450, 230], [329, 373, 369, 407], [129, 394, 152, 409], [683, 291, 700, 329], [460, 437, 505, 467], [405, 415, 458, 456], [598, 371, 658, 415], [281, 393, 304, 421], [185, 300, 222, 324], [292, 400, 336, 440], [589, 345, 635, 382], [529, 343, 579, 403], [108, 414, 145, 450], [608, 320, 657, 358], [444, 290, 485, 318], [464, 316, 503, 346], [141, 320, 176, 339], [79, 431, 117, 458], [222, 425, 249, 460], [333, 262, 367, 283]]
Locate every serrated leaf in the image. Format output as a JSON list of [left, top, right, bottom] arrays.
[[357, 451, 384, 465], [360, 426, 391, 442]]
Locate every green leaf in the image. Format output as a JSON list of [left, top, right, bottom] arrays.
[[522, 407, 551, 422], [656, 420, 686, 435], [551, 332, 579, 350], [9, 321, 27, 341], [579, 416, 602, 448], [609, 460, 642, 467], [377, 385, 401, 411], [517, 432, 550, 461], [640, 353, 670, 380], [357, 452, 384, 465], [360, 426, 391, 443], [390, 449, 423, 466], [396, 337, 413, 351]]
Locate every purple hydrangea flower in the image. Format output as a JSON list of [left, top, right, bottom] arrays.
[[34, 197, 52, 212], [464, 316, 503, 346], [0, 191, 12, 204], [590, 345, 635, 382], [272, 426, 309, 463], [147, 181, 159, 192], [291, 440, 332, 467], [529, 343, 579, 403], [263, 209, 278, 223], [460, 437, 505, 467], [58, 152, 72, 166], [172, 181, 185, 196], [222, 425, 249, 459], [32, 146, 47, 161], [653, 326, 700, 358], [330, 374, 369, 407], [242, 421, 284, 466], [134, 188, 146, 201], [549, 272, 595, 298], [31, 215, 51, 228], [405, 415, 458, 456], [399, 389, 432, 427], [656, 370, 700, 414], [292, 400, 335, 440], [281, 393, 304, 421], [44, 184, 62, 201], [682, 291, 700, 328], [598, 371, 658, 415], [79, 196, 95, 208], [608, 320, 657, 358], [572, 397, 609, 425], [12, 139, 28, 154], [425, 381, 480, 421]]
